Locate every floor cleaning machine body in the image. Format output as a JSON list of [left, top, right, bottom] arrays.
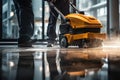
[[49, 1, 107, 48]]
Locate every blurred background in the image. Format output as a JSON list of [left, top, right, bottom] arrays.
[[0, 0, 119, 42]]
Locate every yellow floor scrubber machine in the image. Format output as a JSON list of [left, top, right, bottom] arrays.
[[49, 1, 107, 48]]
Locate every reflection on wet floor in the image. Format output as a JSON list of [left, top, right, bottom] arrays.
[[0, 47, 120, 80]]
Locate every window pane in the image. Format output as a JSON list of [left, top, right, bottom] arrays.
[[76, 0, 107, 33], [2, 0, 18, 39], [32, 0, 43, 39]]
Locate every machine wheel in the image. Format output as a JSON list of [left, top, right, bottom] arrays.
[[60, 36, 68, 48]]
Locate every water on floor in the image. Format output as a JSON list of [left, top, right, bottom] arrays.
[[0, 46, 120, 80]]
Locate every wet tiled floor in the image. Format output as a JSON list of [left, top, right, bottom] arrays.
[[0, 45, 120, 80]]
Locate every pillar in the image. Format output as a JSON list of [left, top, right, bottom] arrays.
[[109, 0, 119, 38]]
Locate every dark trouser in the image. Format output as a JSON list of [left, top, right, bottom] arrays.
[[13, 0, 34, 43], [47, 0, 69, 42], [16, 52, 34, 80]]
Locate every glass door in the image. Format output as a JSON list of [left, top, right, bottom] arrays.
[[1, 0, 47, 41]]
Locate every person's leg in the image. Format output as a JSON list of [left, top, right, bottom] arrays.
[[13, 0, 34, 47], [47, 0, 70, 47], [47, 4, 59, 47], [59, 0, 70, 21]]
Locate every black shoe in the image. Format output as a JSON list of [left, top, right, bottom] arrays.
[[47, 43, 54, 47], [18, 39, 36, 47], [47, 38, 57, 47]]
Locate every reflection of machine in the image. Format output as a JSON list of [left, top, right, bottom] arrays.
[[46, 50, 104, 80], [60, 61, 102, 78], [59, 50, 103, 79], [48, 1, 106, 48]]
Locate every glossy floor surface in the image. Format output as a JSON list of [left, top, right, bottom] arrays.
[[0, 43, 120, 80]]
